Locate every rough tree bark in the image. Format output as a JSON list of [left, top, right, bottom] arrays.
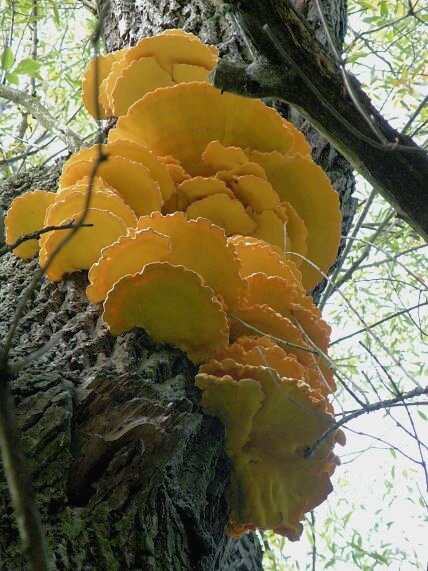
[[0, 1, 354, 569]]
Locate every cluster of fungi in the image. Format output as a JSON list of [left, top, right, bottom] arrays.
[[5, 30, 345, 540]]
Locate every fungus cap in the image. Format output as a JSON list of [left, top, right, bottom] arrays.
[[209, 338, 307, 381], [39, 209, 127, 281], [249, 151, 342, 290], [45, 190, 137, 229], [58, 177, 119, 198], [103, 262, 229, 363], [230, 303, 314, 368], [136, 212, 244, 309], [186, 193, 256, 236], [196, 363, 341, 539], [82, 49, 125, 118], [228, 236, 302, 286], [86, 229, 171, 303], [5, 190, 55, 259], [61, 141, 175, 201], [109, 83, 296, 176], [111, 56, 174, 117], [230, 175, 280, 212], [122, 30, 218, 75], [59, 156, 163, 217], [202, 140, 248, 171], [177, 176, 234, 207]]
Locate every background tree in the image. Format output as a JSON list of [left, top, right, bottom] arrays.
[[0, 0, 426, 569]]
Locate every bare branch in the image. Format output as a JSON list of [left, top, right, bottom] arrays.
[[0, 221, 94, 258], [305, 386, 428, 460], [0, 84, 82, 152], [211, 0, 428, 240], [331, 300, 428, 346]]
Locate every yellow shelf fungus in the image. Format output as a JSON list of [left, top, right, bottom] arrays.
[[4, 190, 55, 259], [103, 262, 229, 363], [59, 155, 163, 217], [39, 209, 127, 282], [249, 151, 342, 290], [83, 30, 218, 118], [196, 363, 342, 539], [108, 83, 296, 175], [45, 189, 137, 229], [135, 212, 244, 310], [6, 29, 345, 541], [87, 229, 171, 303], [61, 140, 175, 201]]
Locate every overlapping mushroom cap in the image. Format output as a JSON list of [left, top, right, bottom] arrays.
[[196, 362, 343, 539], [109, 83, 340, 290], [4, 29, 345, 542], [82, 29, 218, 118], [103, 262, 229, 363], [4, 190, 56, 259]]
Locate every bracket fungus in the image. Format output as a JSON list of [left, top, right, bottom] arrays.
[[4, 190, 55, 259], [59, 155, 163, 217], [61, 140, 175, 201], [135, 212, 244, 310], [83, 30, 218, 118], [196, 362, 342, 539], [5, 29, 345, 542], [103, 262, 229, 363], [39, 209, 127, 282]]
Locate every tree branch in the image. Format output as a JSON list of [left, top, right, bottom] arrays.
[[0, 84, 82, 152], [211, 0, 428, 241], [304, 385, 428, 459]]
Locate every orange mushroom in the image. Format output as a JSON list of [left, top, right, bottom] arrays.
[[176, 176, 234, 209], [39, 209, 127, 281], [244, 273, 335, 392], [185, 193, 256, 236], [82, 49, 126, 119], [196, 362, 342, 539], [249, 151, 342, 290], [86, 229, 171, 303], [85, 29, 218, 118], [61, 140, 175, 201], [4, 190, 55, 259], [136, 212, 244, 310], [59, 156, 163, 217], [228, 236, 302, 286], [45, 189, 137, 229], [58, 177, 119, 198], [230, 302, 314, 369], [202, 140, 248, 171], [103, 262, 229, 363], [109, 82, 296, 175]]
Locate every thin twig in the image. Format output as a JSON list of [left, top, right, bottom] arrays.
[[304, 386, 428, 459], [310, 511, 316, 571], [0, 221, 93, 257], [287, 252, 423, 389], [361, 343, 428, 491], [319, 188, 378, 309], [228, 314, 319, 355], [330, 300, 428, 346], [0, 84, 82, 151]]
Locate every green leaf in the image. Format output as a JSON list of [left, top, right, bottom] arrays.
[[1, 46, 15, 71], [53, 3, 60, 27], [5, 72, 19, 86], [14, 58, 42, 77], [380, 1, 388, 17], [417, 410, 427, 421]]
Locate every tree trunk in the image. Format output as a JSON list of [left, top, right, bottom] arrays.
[[0, 1, 355, 569]]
